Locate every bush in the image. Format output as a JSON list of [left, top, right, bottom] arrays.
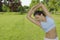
[[2, 4, 10, 12]]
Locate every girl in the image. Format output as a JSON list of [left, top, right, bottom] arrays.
[[27, 3, 58, 40]]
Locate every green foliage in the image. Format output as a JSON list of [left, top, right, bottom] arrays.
[[43, 0, 60, 13], [18, 6, 25, 14], [30, 0, 40, 8], [2, 4, 10, 12], [4, 0, 8, 5], [23, 6, 29, 12], [14, 0, 19, 3]]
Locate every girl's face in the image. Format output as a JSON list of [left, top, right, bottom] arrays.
[[34, 14, 45, 21]]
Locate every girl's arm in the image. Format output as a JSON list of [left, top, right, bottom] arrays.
[[26, 3, 41, 26], [40, 3, 52, 17]]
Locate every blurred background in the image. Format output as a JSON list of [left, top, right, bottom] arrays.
[[0, 0, 60, 14], [0, 0, 60, 40]]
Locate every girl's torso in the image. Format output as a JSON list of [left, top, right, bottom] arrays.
[[40, 16, 57, 38], [40, 16, 56, 32]]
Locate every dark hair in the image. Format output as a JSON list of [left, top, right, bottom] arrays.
[[34, 11, 46, 17]]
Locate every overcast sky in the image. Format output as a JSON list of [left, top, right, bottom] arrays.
[[20, 0, 31, 6], [21, 0, 43, 6], [2, 0, 43, 6]]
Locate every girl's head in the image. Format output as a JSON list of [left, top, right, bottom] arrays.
[[34, 11, 46, 21]]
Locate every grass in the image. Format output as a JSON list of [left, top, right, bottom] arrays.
[[0, 13, 60, 40]]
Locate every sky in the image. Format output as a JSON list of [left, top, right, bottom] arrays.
[[2, 0, 43, 6], [20, 0, 32, 6], [21, 0, 43, 6]]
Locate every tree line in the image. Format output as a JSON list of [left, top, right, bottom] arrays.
[[0, 0, 60, 14], [0, 0, 29, 12], [30, 0, 60, 14]]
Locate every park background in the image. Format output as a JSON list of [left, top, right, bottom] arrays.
[[0, 0, 60, 40]]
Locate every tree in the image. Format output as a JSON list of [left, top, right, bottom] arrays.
[[0, 0, 3, 12], [23, 6, 29, 12], [30, 0, 40, 8], [4, 0, 8, 5], [8, 0, 22, 12], [43, 0, 60, 14]]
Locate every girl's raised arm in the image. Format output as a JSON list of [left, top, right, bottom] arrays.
[[26, 3, 41, 26], [40, 3, 52, 17]]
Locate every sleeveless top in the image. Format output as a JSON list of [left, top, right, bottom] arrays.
[[40, 16, 55, 32]]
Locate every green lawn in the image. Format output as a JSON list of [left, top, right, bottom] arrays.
[[0, 13, 60, 40]]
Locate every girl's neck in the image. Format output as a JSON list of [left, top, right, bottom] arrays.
[[41, 16, 47, 22]]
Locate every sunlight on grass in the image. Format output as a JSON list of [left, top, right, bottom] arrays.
[[0, 13, 60, 40]]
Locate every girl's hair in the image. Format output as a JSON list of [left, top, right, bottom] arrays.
[[34, 11, 46, 17]]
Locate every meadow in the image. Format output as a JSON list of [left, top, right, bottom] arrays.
[[0, 13, 60, 40]]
